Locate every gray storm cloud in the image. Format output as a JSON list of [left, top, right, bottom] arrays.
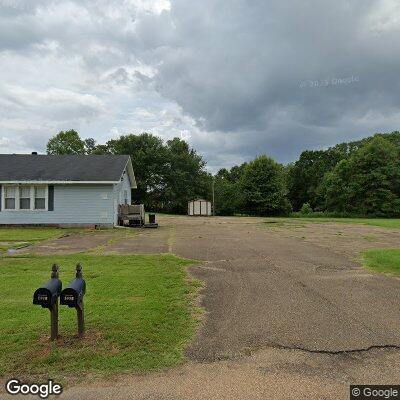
[[0, 0, 399, 169], [152, 0, 400, 165]]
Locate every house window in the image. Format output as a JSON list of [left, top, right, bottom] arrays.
[[19, 187, 31, 209], [34, 186, 46, 210], [2, 185, 48, 211], [4, 186, 16, 210], [124, 190, 128, 205]]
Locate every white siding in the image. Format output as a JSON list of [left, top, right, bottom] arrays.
[[112, 169, 132, 225], [0, 184, 115, 226]]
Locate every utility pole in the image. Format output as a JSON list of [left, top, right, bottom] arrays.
[[212, 177, 215, 216]]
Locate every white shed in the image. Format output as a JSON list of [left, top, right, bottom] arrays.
[[188, 199, 212, 216]]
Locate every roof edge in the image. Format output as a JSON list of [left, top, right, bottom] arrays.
[[122, 157, 137, 189], [0, 181, 119, 184]]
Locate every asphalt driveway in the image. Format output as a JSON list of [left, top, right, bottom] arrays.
[[14, 216, 400, 399]]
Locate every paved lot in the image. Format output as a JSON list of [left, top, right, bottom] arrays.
[[12, 216, 400, 399]]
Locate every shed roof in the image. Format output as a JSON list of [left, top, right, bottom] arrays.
[[189, 199, 210, 202], [0, 154, 136, 187]]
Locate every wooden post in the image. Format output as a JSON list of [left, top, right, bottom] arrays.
[[76, 264, 85, 337], [50, 264, 59, 341], [50, 301, 58, 341], [212, 178, 215, 216], [77, 302, 84, 337]]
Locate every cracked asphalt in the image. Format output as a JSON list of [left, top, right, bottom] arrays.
[[10, 216, 400, 399], [181, 220, 400, 360]]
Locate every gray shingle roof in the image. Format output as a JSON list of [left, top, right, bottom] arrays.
[[0, 154, 131, 182]]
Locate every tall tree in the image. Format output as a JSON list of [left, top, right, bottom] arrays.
[[240, 155, 291, 216], [106, 133, 169, 207], [214, 163, 247, 215], [163, 137, 211, 213], [47, 130, 85, 154], [104, 133, 211, 213], [319, 136, 400, 216], [287, 148, 344, 211], [84, 138, 97, 154], [47, 130, 96, 155], [288, 131, 400, 211]]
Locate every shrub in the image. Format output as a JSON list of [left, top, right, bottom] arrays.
[[300, 203, 313, 214]]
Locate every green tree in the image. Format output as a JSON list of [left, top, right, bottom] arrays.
[[240, 155, 291, 216], [47, 130, 96, 155], [106, 133, 169, 207], [104, 133, 210, 213], [163, 137, 211, 213], [287, 131, 400, 211], [319, 136, 400, 216], [91, 144, 110, 155], [214, 168, 236, 216], [287, 148, 344, 211], [214, 163, 247, 215], [84, 138, 97, 154]]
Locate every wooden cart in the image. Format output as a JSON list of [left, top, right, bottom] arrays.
[[118, 204, 145, 227]]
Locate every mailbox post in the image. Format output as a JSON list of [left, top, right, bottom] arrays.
[[60, 264, 86, 337], [33, 264, 62, 341]]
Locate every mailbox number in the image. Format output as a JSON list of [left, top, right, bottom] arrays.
[[38, 295, 48, 301], [64, 295, 75, 301]]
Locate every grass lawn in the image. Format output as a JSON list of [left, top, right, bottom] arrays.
[[0, 227, 84, 252], [0, 227, 81, 242], [264, 217, 400, 229], [0, 253, 201, 382], [363, 249, 400, 275]]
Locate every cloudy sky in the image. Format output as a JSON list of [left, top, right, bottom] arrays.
[[0, 0, 399, 170]]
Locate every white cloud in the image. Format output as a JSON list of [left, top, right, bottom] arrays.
[[0, 136, 10, 147], [365, 0, 400, 34], [0, 85, 105, 121], [130, 0, 170, 14]]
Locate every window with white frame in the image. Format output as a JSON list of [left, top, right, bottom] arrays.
[[2, 185, 48, 211], [19, 186, 31, 209], [4, 186, 16, 210], [34, 186, 46, 210]]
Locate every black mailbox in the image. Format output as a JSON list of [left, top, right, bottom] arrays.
[[60, 278, 86, 308], [33, 267, 62, 309], [33, 279, 62, 308], [32, 264, 61, 341], [60, 264, 86, 337]]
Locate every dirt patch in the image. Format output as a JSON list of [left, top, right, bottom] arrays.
[[17, 230, 130, 254]]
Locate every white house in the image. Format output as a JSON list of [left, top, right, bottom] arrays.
[[0, 154, 136, 227]]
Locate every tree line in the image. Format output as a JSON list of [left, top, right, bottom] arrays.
[[47, 130, 212, 214], [47, 129, 400, 217], [215, 131, 400, 217]]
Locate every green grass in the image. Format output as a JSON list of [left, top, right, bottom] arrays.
[[363, 249, 400, 275], [264, 217, 400, 229], [0, 227, 87, 253], [0, 227, 81, 242], [0, 253, 201, 381]]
